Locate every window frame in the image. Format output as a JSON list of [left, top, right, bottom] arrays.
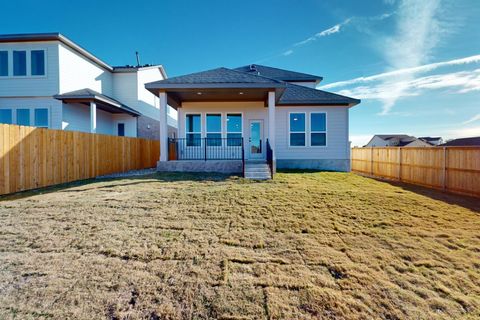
[[288, 112, 306, 147], [185, 113, 202, 147], [34, 108, 49, 128], [30, 50, 46, 76], [309, 112, 327, 147], [16, 108, 31, 126], [0, 109, 13, 124], [206, 113, 223, 147], [13, 50, 27, 77], [0, 49, 47, 79], [0, 51, 8, 77], [226, 112, 243, 147]]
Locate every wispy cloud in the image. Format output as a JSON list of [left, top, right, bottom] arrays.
[[281, 19, 351, 56], [462, 114, 480, 125], [335, 68, 480, 101], [376, 0, 443, 114], [319, 55, 480, 89]]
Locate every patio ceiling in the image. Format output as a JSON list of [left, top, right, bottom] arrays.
[[164, 87, 282, 109]]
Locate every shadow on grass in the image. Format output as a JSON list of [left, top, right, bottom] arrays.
[[0, 172, 240, 201], [367, 176, 480, 213]]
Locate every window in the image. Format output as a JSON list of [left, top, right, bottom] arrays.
[[117, 123, 125, 136], [13, 51, 27, 76], [226, 113, 242, 146], [0, 109, 12, 124], [206, 114, 222, 146], [16, 109, 30, 126], [31, 50, 45, 76], [186, 114, 201, 146], [310, 113, 326, 146], [0, 51, 8, 76], [34, 108, 48, 127], [289, 113, 305, 146]]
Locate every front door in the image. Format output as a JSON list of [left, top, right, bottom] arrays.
[[249, 120, 264, 159]]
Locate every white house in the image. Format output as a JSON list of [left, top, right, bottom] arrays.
[[145, 65, 361, 178], [0, 33, 176, 138], [365, 134, 433, 147]]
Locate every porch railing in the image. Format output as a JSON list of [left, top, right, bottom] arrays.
[[266, 138, 274, 179], [168, 137, 244, 161]]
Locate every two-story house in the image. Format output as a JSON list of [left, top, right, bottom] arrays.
[[0, 33, 176, 138]]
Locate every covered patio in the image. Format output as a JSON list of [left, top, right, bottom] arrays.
[[145, 68, 285, 176]]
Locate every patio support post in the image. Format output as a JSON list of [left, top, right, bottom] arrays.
[[268, 91, 276, 173], [90, 101, 96, 133], [159, 91, 168, 162]]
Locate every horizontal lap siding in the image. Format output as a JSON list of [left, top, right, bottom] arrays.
[[351, 147, 480, 198], [0, 124, 160, 195], [275, 106, 349, 160]]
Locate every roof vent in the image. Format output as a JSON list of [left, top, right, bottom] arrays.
[[249, 64, 257, 72]]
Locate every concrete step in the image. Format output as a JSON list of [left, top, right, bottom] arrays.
[[244, 173, 271, 180], [245, 168, 270, 173], [244, 161, 271, 179]]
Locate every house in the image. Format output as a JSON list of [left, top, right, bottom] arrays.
[[419, 136, 443, 146], [440, 137, 480, 146], [145, 65, 360, 178], [365, 134, 432, 147], [0, 33, 176, 138]]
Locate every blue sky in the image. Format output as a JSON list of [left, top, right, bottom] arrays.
[[2, 0, 479, 145]]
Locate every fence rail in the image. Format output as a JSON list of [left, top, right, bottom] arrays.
[[0, 124, 160, 196], [351, 147, 480, 198]]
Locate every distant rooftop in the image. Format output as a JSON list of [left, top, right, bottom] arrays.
[[440, 137, 480, 146]]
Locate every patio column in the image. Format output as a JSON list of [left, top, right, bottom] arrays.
[[90, 101, 96, 133], [159, 91, 168, 162], [268, 91, 276, 173]]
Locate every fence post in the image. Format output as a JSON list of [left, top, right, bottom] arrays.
[[398, 147, 402, 181], [442, 147, 447, 190], [370, 147, 374, 176]]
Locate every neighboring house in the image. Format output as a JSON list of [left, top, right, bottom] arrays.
[[419, 136, 443, 146], [440, 137, 480, 146], [365, 134, 432, 147], [0, 33, 176, 138], [145, 64, 360, 177]]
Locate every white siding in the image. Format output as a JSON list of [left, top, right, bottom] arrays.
[[365, 136, 389, 147], [112, 114, 137, 137], [112, 72, 138, 109], [58, 43, 112, 95], [0, 97, 62, 129], [275, 106, 350, 160], [137, 68, 162, 119], [0, 41, 59, 97]]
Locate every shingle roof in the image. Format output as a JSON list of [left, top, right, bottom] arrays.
[[54, 88, 140, 116], [376, 134, 415, 140], [234, 64, 322, 82], [440, 137, 480, 146], [145, 66, 360, 107], [277, 83, 359, 106], [145, 67, 286, 89]]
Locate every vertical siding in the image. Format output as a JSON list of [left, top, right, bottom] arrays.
[[58, 43, 113, 95], [0, 41, 60, 96], [275, 106, 349, 160]]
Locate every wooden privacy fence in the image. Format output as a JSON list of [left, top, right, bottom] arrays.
[[0, 124, 160, 195], [351, 147, 480, 198]]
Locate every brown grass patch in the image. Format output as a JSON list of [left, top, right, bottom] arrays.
[[0, 172, 479, 319]]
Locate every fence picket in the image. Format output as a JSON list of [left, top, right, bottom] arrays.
[[0, 124, 160, 195], [352, 147, 480, 198]]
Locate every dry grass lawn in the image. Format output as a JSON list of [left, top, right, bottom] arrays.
[[0, 172, 479, 320]]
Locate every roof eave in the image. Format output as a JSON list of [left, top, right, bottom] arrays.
[[54, 94, 140, 116]]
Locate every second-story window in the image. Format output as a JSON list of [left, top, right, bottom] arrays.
[[13, 50, 27, 76], [31, 50, 45, 76], [0, 51, 8, 76]]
